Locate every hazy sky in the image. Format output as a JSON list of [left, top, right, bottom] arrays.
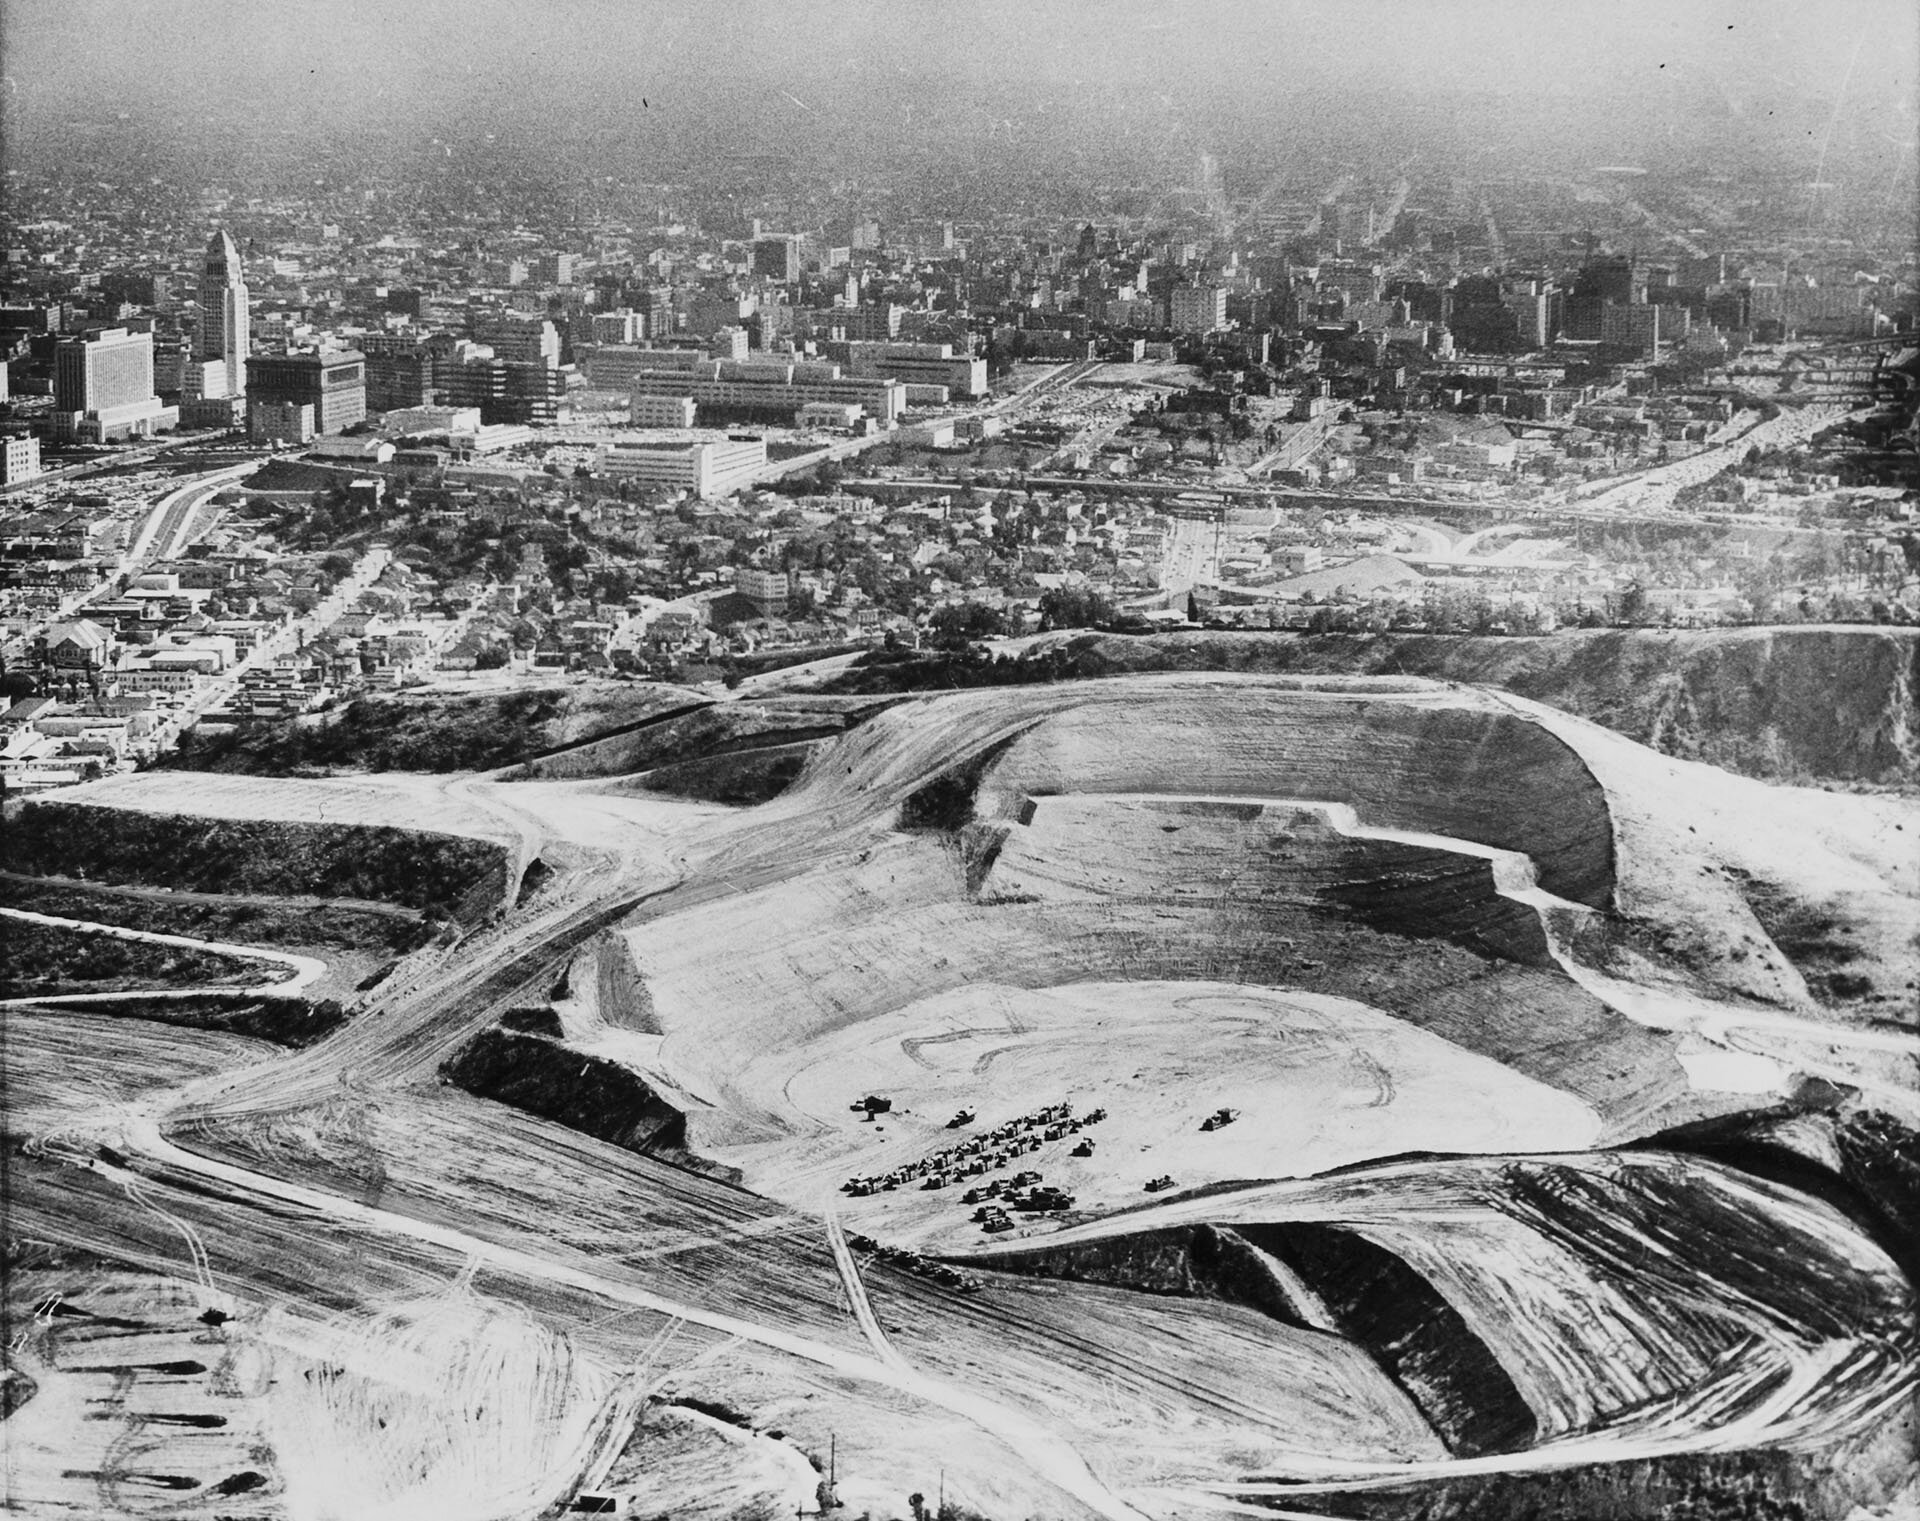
[[5, 0, 1916, 183]]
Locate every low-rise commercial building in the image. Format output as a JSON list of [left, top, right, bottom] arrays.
[[595, 435, 767, 497], [629, 394, 699, 428], [835, 341, 988, 400], [628, 357, 905, 425]]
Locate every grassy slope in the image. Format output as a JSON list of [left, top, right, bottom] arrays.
[[2, 919, 264, 996], [1, 802, 508, 921]]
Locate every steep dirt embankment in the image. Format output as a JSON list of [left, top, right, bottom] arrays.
[[968, 688, 1615, 907], [580, 928, 656, 1034], [0, 874, 433, 957], [982, 797, 1556, 967], [989, 1214, 1538, 1458], [1, 800, 511, 925], [440, 1024, 685, 1152], [979, 1223, 1319, 1327], [505, 697, 883, 786], [1238, 1221, 1540, 1457], [829, 627, 1920, 786], [627, 741, 823, 805], [1651, 1105, 1920, 1290], [2, 917, 268, 997]]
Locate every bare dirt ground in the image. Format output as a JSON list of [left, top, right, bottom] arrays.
[[8, 670, 1918, 1519]]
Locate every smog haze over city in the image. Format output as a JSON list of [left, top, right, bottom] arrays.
[[4, 4, 1920, 1521], [8, 1, 1918, 216]]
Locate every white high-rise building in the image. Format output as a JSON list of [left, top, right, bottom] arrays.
[[196, 228, 250, 399]]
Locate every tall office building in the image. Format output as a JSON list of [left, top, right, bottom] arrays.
[[1599, 303, 1661, 357], [52, 327, 175, 440], [363, 345, 434, 413], [752, 236, 802, 283], [1169, 284, 1228, 334], [196, 228, 249, 399], [472, 313, 562, 368], [247, 349, 367, 437], [1574, 255, 1644, 307]]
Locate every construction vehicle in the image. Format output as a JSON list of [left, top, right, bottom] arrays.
[[1200, 1107, 1239, 1132], [946, 1108, 976, 1129], [1070, 1138, 1095, 1158], [1144, 1174, 1175, 1193]]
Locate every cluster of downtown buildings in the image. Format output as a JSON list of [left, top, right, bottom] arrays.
[[1, 193, 1907, 482], [0, 180, 1913, 719]]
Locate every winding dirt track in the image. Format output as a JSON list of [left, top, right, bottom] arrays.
[[0, 905, 326, 997]]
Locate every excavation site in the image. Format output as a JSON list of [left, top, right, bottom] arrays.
[[5, 656, 1918, 1521]]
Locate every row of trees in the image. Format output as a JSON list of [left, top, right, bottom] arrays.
[[925, 587, 1130, 648]]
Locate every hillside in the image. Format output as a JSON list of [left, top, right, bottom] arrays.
[[822, 626, 1920, 786], [163, 681, 705, 775]]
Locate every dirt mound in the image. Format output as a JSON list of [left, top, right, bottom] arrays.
[[982, 797, 1554, 965]]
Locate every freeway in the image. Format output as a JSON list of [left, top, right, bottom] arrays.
[[121, 461, 253, 567], [22, 457, 268, 654], [1161, 512, 1223, 595], [1572, 403, 1869, 516]]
